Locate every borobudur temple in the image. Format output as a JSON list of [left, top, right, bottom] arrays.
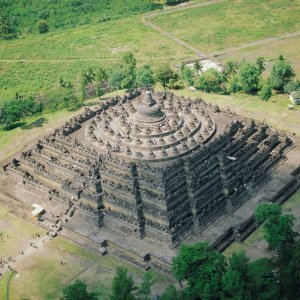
[[4, 91, 295, 249]]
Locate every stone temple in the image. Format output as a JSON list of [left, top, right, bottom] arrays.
[[4, 90, 298, 264]]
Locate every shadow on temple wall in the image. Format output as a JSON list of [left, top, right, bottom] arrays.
[[22, 117, 48, 130]]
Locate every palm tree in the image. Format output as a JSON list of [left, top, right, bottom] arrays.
[[256, 56, 266, 75], [194, 60, 203, 74]]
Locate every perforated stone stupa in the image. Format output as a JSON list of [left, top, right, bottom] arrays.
[[5, 91, 294, 248]]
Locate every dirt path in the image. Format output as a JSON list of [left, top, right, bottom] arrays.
[[0, 233, 51, 282], [142, 0, 226, 59], [143, 0, 300, 63], [210, 31, 300, 57]]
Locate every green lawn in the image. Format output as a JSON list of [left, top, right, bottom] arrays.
[[0, 201, 174, 299], [0, 15, 194, 102], [217, 35, 300, 75], [0, 212, 45, 259], [152, 0, 300, 53]]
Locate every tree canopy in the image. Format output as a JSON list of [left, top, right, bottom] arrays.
[[172, 242, 227, 299], [269, 55, 295, 91], [239, 62, 261, 93], [62, 280, 97, 300], [155, 64, 177, 92], [110, 267, 136, 300], [255, 203, 296, 256]]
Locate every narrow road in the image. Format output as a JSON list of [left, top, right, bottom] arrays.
[[210, 31, 300, 57], [142, 0, 226, 59], [143, 0, 300, 62]]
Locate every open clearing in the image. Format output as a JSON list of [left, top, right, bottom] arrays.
[[1, 1, 300, 102], [0, 202, 174, 300], [216, 34, 300, 75], [0, 15, 194, 102], [151, 0, 300, 53]]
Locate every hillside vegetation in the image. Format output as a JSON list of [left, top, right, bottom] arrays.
[[0, 0, 161, 34], [0, 0, 299, 109]]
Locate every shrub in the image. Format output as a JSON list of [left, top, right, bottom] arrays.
[[195, 69, 224, 93], [283, 81, 300, 94], [268, 56, 295, 92], [259, 84, 272, 101], [37, 19, 49, 34]]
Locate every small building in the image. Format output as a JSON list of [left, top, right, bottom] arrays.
[[31, 203, 45, 219], [289, 91, 300, 105]]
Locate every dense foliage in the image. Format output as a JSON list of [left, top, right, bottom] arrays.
[[62, 280, 97, 300], [269, 55, 295, 91], [60, 202, 299, 299], [0, 95, 42, 128], [0, 0, 161, 34], [165, 0, 189, 6], [255, 203, 296, 256], [0, 10, 17, 39]]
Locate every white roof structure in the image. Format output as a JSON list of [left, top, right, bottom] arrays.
[[31, 203, 45, 217]]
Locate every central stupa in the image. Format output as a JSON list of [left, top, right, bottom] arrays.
[[86, 90, 216, 162]]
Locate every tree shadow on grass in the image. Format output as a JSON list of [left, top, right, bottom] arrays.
[[21, 117, 48, 130]]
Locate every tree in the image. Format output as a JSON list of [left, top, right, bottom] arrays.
[[0, 10, 17, 40], [108, 65, 125, 91], [137, 271, 154, 300], [95, 66, 108, 97], [194, 61, 202, 74], [121, 52, 137, 90], [256, 57, 266, 74], [195, 69, 225, 93], [269, 56, 295, 91], [0, 96, 42, 128], [136, 65, 155, 90], [37, 19, 49, 34], [167, 78, 184, 90], [62, 280, 97, 300], [160, 285, 179, 300], [283, 80, 300, 94], [182, 67, 194, 86], [248, 258, 280, 300], [222, 252, 252, 300], [110, 267, 136, 300], [228, 75, 241, 94], [259, 84, 272, 101], [155, 64, 176, 93], [223, 61, 238, 80], [73, 72, 88, 106], [172, 242, 226, 299], [280, 240, 300, 299], [239, 62, 261, 93], [255, 203, 296, 256]]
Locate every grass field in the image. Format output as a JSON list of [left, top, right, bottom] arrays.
[[1, 0, 300, 104], [151, 0, 300, 53], [217, 35, 300, 75], [0, 15, 194, 102], [0, 201, 174, 299]]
